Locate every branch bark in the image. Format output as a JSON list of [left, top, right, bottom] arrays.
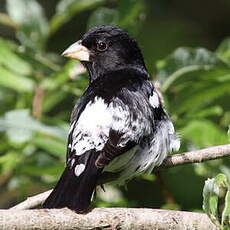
[[160, 143, 230, 168], [10, 190, 52, 211], [0, 208, 219, 230], [2, 144, 230, 229], [10, 144, 230, 211]]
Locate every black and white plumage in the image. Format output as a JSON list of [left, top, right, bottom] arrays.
[[43, 26, 180, 212]]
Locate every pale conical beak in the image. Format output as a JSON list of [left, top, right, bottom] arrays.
[[61, 40, 90, 61]]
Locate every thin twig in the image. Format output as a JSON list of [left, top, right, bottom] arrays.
[[10, 190, 52, 210], [10, 144, 230, 210], [32, 86, 44, 119], [160, 144, 230, 168], [0, 13, 19, 29], [155, 171, 176, 205]]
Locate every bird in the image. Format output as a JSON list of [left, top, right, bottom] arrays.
[[43, 26, 180, 213]]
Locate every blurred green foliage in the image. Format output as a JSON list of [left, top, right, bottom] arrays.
[[203, 174, 230, 229], [0, 0, 229, 215]]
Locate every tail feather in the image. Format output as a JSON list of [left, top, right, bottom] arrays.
[[43, 152, 102, 212]]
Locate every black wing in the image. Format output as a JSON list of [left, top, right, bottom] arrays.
[[44, 69, 161, 212]]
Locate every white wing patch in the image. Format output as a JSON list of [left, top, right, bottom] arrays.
[[68, 94, 180, 183], [74, 164, 85, 176], [149, 91, 160, 108], [70, 96, 151, 156], [71, 97, 111, 156]]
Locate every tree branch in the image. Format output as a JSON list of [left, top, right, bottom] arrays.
[[10, 190, 52, 211], [4, 144, 229, 230], [0, 208, 218, 230], [160, 143, 230, 168], [10, 144, 230, 211]]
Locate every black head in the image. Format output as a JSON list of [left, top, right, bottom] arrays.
[[62, 26, 146, 81]]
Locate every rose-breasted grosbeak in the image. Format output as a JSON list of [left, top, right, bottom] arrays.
[[43, 26, 180, 213]]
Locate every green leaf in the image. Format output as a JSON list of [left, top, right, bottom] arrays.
[[216, 37, 230, 64], [32, 136, 66, 157], [87, 1, 145, 34], [87, 7, 119, 29], [222, 190, 230, 229], [157, 47, 230, 121], [0, 110, 67, 143], [186, 106, 223, 119], [0, 39, 32, 76], [22, 163, 63, 177], [50, 0, 104, 34], [156, 47, 229, 92], [176, 82, 230, 115], [203, 174, 230, 229], [6, 0, 49, 49], [118, 0, 145, 33], [181, 119, 229, 147], [42, 91, 68, 113], [0, 66, 34, 92], [41, 60, 76, 90], [0, 151, 22, 173]]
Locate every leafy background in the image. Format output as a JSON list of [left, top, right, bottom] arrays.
[[0, 0, 229, 216]]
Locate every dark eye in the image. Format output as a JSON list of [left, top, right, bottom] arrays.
[[97, 41, 107, 51]]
